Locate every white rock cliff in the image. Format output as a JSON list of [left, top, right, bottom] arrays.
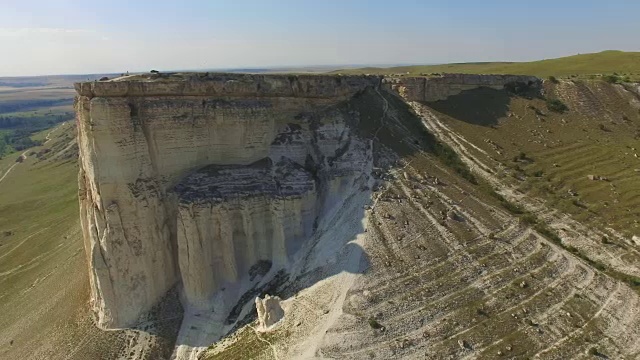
[[255, 294, 284, 329], [75, 72, 539, 330]]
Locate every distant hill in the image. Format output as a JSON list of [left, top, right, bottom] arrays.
[[333, 50, 640, 79]]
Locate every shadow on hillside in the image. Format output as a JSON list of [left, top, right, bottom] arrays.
[[425, 87, 512, 127]]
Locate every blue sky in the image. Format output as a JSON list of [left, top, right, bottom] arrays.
[[0, 0, 638, 76]]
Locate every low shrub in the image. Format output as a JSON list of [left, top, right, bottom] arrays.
[[368, 317, 384, 330], [546, 98, 568, 113], [486, 189, 525, 215], [520, 213, 538, 225]]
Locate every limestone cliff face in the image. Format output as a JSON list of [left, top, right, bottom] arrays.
[[173, 158, 317, 310], [384, 73, 542, 101], [76, 74, 376, 328], [75, 72, 542, 329]]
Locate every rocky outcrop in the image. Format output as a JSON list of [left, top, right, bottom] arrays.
[[384, 73, 542, 101], [173, 158, 317, 310], [75, 73, 381, 99], [75, 72, 543, 330], [255, 295, 284, 329], [76, 73, 375, 328]]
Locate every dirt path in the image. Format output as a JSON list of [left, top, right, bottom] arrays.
[[250, 325, 279, 360], [0, 122, 65, 186], [0, 149, 29, 185], [43, 122, 64, 144]]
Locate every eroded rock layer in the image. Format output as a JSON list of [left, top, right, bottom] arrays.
[[174, 158, 317, 309]]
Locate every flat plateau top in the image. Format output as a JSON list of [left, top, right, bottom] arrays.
[[74, 72, 384, 98], [78, 71, 538, 84], [74, 72, 540, 98], [99, 72, 382, 82]]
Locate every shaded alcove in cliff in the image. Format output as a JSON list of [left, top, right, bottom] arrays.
[[171, 156, 317, 310], [169, 164, 373, 349]]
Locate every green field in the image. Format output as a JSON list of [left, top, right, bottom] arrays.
[[334, 50, 640, 80]]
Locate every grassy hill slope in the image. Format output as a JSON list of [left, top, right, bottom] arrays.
[[421, 80, 640, 238], [334, 50, 640, 79], [0, 123, 124, 359]]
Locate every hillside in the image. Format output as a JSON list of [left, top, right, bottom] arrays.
[[334, 50, 640, 80], [1, 74, 640, 360], [0, 123, 131, 359], [424, 80, 640, 236], [203, 76, 640, 360], [0, 74, 111, 158]]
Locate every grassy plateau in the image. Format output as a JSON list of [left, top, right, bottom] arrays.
[[333, 50, 640, 80]]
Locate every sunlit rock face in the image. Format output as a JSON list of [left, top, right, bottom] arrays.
[[75, 72, 539, 329], [255, 294, 284, 329], [76, 73, 378, 328], [173, 158, 317, 310]]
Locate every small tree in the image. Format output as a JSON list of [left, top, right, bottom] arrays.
[[368, 317, 384, 330], [546, 98, 568, 113], [603, 74, 619, 83], [0, 136, 6, 157]]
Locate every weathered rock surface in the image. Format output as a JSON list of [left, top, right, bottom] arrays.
[[75, 73, 381, 99], [76, 73, 640, 360], [173, 158, 317, 310], [255, 294, 284, 329], [76, 73, 376, 328]]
